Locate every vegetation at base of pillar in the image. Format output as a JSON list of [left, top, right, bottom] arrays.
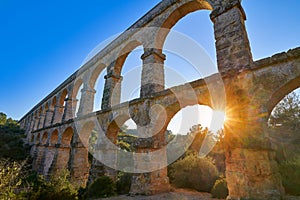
[[211, 175, 229, 199], [268, 91, 300, 196], [166, 123, 227, 194], [279, 158, 300, 196], [20, 169, 78, 200], [83, 175, 116, 199], [168, 151, 219, 192], [116, 172, 132, 194]]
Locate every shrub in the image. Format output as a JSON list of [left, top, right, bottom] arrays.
[[116, 172, 132, 194], [211, 175, 228, 199], [23, 169, 78, 200], [0, 159, 28, 200], [168, 152, 219, 192], [85, 176, 116, 199], [279, 157, 300, 195]]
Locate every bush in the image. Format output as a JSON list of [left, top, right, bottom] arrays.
[[211, 175, 228, 199], [0, 159, 28, 200], [279, 157, 300, 195], [22, 169, 78, 200], [116, 172, 132, 194], [168, 152, 219, 192], [85, 176, 116, 199]]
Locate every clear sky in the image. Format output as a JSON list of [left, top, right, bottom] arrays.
[[1, 0, 300, 120]]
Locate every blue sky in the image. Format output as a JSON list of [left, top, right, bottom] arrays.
[[1, 0, 300, 120]]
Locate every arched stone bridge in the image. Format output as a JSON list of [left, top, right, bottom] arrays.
[[19, 0, 300, 199]]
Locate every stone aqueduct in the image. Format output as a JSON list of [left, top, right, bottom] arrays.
[[19, 0, 300, 199]]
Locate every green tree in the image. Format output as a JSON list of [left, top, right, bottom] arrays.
[[0, 112, 7, 125], [269, 92, 300, 130], [0, 113, 29, 161]]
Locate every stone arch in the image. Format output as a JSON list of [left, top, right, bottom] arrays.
[[90, 65, 106, 111], [44, 103, 49, 113], [41, 132, 48, 145], [163, 99, 214, 136], [72, 78, 84, 99], [72, 79, 84, 116], [61, 127, 73, 146], [35, 132, 41, 144], [69, 120, 95, 186], [36, 108, 43, 129], [155, 0, 213, 50], [38, 107, 43, 116], [50, 130, 59, 146], [89, 63, 106, 89], [114, 40, 142, 76], [51, 96, 57, 110], [79, 120, 96, 146], [267, 75, 300, 116], [101, 40, 143, 109], [30, 134, 34, 143], [107, 114, 131, 143], [59, 88, 68, 106], [50, 127, 73, 173]]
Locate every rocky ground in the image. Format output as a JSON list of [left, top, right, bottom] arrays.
[[97, 188, 300, 200], [98, 188, 222, 200]]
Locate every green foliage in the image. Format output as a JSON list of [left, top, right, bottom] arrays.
[[117, 140, 131, 152], [116, 172, 132, 194], [22, 169, 78, 200], [279, 157, 300, 196], [0, 112, 7, 125], [269, 92, 300, 131], [211, 175, 228, 199], [0, 159, 29, 200], [85, 176, 116, 199], [0, 117, 29, 161], [168, 151, 219, 192]]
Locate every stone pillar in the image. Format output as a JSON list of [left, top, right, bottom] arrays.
[[33, 116, 40, 131], [48, 144, 71, 175], [62, 98, 78, 122], [37, 113, 46, 130], [210, 2, 283, 199], [20, 121, 25, 129], [29, 120, 34, 132], [77, 84, 96, 116], [140, 48, 165, 98], [33, 144, 47, 174], [69, 145, 90, 187], [130, 138, 170, 195], [224, 77, 285, 199], [88, 159, 105, 185], [88, 125, 119, 185], [41, 146, 56, 177], [69, 130, 91, 187], [101, 64, 123, 110], [51, 104, 64, 125], [44, 108, 54, 127], [211, 0, 253, 75], [25, 119, 30, 134], [26, 117, 33, 134], [130, 103, 170, 195]]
